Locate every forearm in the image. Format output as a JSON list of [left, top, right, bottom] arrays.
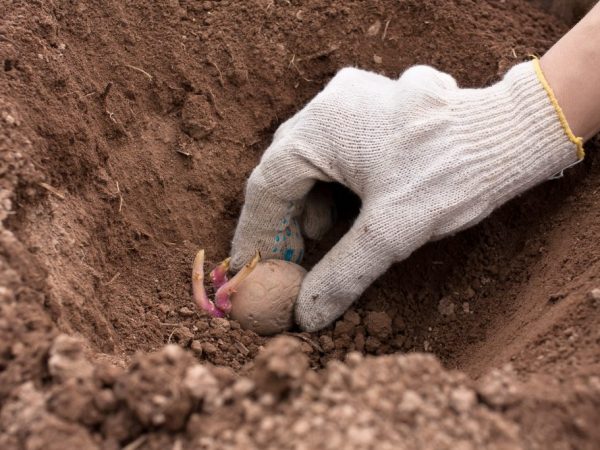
[[540, 1, 600, 141]]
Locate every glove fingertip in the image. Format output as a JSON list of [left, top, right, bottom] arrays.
[[230, 249, 254, 272], [294, 287, 338, 332], [229, 256, 243, 273]]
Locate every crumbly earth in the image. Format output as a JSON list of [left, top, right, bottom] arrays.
[[1, 0, 600, 448]]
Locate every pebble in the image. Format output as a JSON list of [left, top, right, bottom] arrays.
[[232, 378, 255, 397], [173, 326, 194, 346], [366, 20, 381, 36], [191, 340, 203, 356], [94, 389, 118, 412], [292, 419, 311, 435], [178, 306, 195, 317], [347, 426, 376, 445], [587, 288, 600, 306], [398, 390, 423, 413], [438, 297, 456, 316], [548, 292, 566, 304], [235, 341, 250, 356], [163, 344, 185, 362], [211, 317, 231, 332], [158, 304, 171, 316], [477, 369, 519, 407], [345, 352, 363, 367], [2, 113, 16, 125], [184, 365, 219, 401], [196, 319, 210, 332], [450, 387, 477, 413], [202, 342, 218, 356]]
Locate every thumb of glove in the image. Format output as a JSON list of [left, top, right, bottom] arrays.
[[295, 211, 394, 332], [230, 171, 305, 272]]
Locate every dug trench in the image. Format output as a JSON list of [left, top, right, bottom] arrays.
[[1, 0, 600, 448]]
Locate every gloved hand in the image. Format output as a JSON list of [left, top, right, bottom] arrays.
[[231, 59, 583, 332]]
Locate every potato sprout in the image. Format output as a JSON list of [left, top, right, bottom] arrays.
[[192, 250, 306, 335]]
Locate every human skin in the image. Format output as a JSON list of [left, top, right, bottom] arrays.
[[541, 1, 600, 141]]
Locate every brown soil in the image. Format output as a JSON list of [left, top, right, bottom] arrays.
[[1, 0, 600, 448]]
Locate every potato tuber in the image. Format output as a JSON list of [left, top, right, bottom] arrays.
[[230, 260, 306, 336]]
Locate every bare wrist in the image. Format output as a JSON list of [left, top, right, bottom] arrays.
[[540, 2, 600, 141]]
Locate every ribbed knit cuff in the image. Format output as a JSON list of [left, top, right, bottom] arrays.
[[448, 60, 582, 207], [531, 58, 585, 160]]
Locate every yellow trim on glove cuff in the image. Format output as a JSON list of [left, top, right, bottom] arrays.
[[532, 58, 585, 160]]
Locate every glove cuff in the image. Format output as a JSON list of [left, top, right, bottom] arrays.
[[502, 59, 583, 191], [531, 57, 585, 160], [444, 60, 584, 212]]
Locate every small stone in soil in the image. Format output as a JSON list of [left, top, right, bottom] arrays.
[[196, 319, 209, 332], [178, 306, 195, 317], [201, 342, 218, 356], [190, 340, 203, 356], [438, 297, 456, 316], [172, 327, 194, 346], [464, 286, 476, 299], [548, 292, 566, 304], [211, 318, 231, 333], [586, 288, 600, 304]]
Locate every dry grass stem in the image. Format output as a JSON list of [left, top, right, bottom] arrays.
[[104, 272, 121, 286], [38, 182, 65, 199], [123, 64, 153, 81], [382, 19, 391, 40], [207, 59, 225, 87], [114, 181, 123, 212]]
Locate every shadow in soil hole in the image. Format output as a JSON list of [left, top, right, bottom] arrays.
[[300, 151, 596, 371]]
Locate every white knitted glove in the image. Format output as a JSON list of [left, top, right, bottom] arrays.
[[231, 60, 583, 332]]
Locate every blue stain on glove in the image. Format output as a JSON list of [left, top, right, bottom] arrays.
[[284, 248, 294, 261], [270, 214, 304, 264]]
